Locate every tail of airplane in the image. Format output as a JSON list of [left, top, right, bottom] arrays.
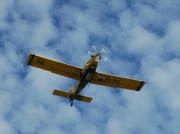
[[70, 86, 75, 94], [53, 89, 92, 103]]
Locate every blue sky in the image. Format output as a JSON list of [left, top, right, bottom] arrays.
[[1, 0, 180, 133]]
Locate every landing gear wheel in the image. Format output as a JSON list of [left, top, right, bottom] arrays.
[[99, 76, 103, 81]]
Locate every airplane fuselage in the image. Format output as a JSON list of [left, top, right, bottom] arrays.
[[72, 53, 100, 99]]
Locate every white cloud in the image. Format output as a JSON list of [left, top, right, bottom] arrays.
[[119, 10, 134, 29], [126, 25, 161, 56], [164, 20, 180, 56], [0, 119, 15, 134], [0, 0, 14, 29]]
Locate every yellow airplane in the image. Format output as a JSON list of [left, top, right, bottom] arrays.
[[26, 46, 145, 106]]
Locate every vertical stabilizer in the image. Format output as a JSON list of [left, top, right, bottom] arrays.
[[70, 86, 75, 94]]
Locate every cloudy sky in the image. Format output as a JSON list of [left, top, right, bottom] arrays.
[[1, 0, 180, 133]]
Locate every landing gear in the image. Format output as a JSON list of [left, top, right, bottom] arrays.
[[96, 72, 103, 81], [71, 101, 73, 107], [99, 76, 103, 81]]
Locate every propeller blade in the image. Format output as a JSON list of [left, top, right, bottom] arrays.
[[100, 49, 106, 54], [102, 56, 108, 61], [88, 51, 94, 55], [92, 46, 97, 52]]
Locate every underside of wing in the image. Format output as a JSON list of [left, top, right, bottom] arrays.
[[26, 54, 82, 80], [90, 72, 145, 91]]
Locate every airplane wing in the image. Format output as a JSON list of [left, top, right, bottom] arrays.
[[26, 54, 82, 80], [90, 72, 145, 91]]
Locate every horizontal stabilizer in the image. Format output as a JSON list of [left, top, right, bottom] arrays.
[[53, 89, 92, 103]]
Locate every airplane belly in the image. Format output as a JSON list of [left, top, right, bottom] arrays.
[[74, 81, 87, 97], [85, 73, 93, 80], [84, 69, 95, 81], [73, 69, 95, 98]]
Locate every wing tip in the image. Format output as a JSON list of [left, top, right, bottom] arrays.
[[26, 54, 35, 65], [136, 81, 145, 91], [53, 89, 71, 98], [75, 95, 93, 103]]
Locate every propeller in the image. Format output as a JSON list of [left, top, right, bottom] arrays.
[[88, 46, 108, 61]]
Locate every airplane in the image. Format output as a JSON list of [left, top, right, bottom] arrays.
[[26, 46, 145, 106]]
